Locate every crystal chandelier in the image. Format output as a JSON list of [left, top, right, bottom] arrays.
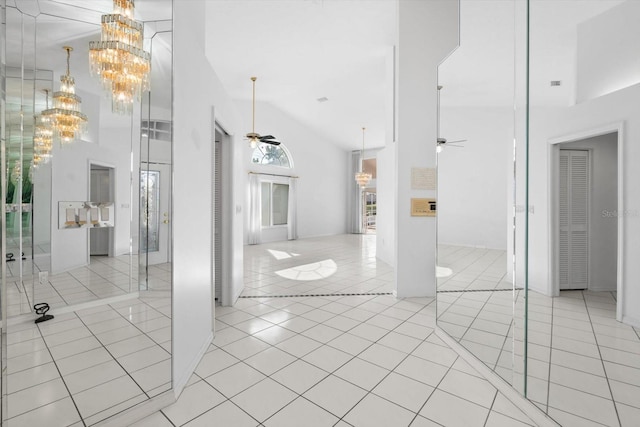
[[354, 127, 372, 187], [89, 0, 151, 114], [42, 47, 88, 144], [33, 89, 54, 166]]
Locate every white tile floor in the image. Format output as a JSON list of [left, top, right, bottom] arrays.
[[13, 235, 637, 426], [138, 293, 537, 427], [436, 245, 640, 426], [6, 254, 172, 316], [130, 235, 538, 427], [6, 293, 171, 426]]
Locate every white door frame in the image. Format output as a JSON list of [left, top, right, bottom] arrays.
[[548, 122, 624, 321], [88, 160, 116, 258]]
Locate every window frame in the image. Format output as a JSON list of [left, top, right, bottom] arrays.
[[250, 142, 294, 169], [261, 180, 289, 228]]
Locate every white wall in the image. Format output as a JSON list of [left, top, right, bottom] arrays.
[[438, 107, 511, 250], [173, 0, 248, 392], [561, 134, 617, 291], [394, 0, 459, 297], [527, 83, 640, 327], [172, 0, 214, 394], [577, 0, 640, 103], [241, 100, 348, 244]]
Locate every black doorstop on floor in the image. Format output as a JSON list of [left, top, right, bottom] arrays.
[[34, 303, 54, 324]]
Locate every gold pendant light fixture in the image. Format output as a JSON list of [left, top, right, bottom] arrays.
[[42, 46, 88, 144], [89, 0, 151, 114], [33, 89, 54, 166], [354, 127, 372, 187]]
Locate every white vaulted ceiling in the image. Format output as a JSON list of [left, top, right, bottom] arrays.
[[205, 0, 396, 151], [206, 0, 626, 151]]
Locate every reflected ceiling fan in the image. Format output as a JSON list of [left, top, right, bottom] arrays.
[[246, 76, 281, 148], [436, 137, 467, 153], [436, 84, 467, 153]]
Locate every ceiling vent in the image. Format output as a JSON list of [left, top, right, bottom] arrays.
[[316, 97, 329, 103], [550, 80, 562, 86]]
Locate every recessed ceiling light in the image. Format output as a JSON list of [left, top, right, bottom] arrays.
[[550, 80, 561, 86], [317, 97, 329, 103]]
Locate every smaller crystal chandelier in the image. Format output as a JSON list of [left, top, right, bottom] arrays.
[[354, 127, 372, 187], [89, 0, 151, 114], [10, 160, 22, 185], [33, 89, 54, 165], [42, 46, 88, 144]]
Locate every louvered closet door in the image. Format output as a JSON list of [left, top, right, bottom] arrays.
[[559, 150, 589, 290]]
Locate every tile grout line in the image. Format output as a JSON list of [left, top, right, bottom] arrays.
[[581, 290, 623, 427], [544, 294, 554, 414]]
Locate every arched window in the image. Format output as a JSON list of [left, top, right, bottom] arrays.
[[251, 143, 292, 168]]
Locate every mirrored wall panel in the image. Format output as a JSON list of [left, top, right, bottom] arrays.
[[2, 0, 173, 425], [525, 1, 640, 425], [436, 0, 524, 388], [437, 1, 640, 426]]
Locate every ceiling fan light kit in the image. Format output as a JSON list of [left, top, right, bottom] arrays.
[[247, 76, 281, 148]]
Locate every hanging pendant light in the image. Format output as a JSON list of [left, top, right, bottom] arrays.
[[33, 89, 54, 166], [89, 0, 151, 114], [354, 127, 372, 187], [42, 46, 88, 144]]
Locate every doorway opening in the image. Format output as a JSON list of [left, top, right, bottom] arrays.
[[89, 163, 115, 257], [363, 190, 376, 234], [551, 129, 621, 316], [213, 123, 232, 308]]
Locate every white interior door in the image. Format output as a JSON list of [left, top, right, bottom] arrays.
[[141, 163, 171, 265], [559, 150, 589, 290]]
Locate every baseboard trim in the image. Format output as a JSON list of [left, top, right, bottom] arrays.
[[436, 327, 560, 427]]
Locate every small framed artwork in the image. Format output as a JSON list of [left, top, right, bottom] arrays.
[[411, 198, 436, 217]]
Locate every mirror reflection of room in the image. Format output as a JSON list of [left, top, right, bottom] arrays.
[[436, 1, 640, 426], [436, 0, 517, 385], [3, 1, 174, 425]]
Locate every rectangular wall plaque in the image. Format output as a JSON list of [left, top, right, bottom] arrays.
[[411, 167, 436, 190], [411, 198, 436, 217]]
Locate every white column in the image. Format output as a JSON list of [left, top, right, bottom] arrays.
[[394, 0, 459, 297]]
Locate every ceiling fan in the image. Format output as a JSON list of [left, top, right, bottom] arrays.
[[246, 76, 281, 148], [436, 137, 467, 153]]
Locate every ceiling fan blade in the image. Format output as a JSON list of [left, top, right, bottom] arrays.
[[446, 139, 467, 144], [262, 140, 281, 146], [259, 135, 281, 145]]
